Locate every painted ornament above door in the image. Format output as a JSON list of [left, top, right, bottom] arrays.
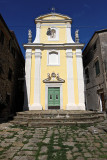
[[43, 72, 65, 83]]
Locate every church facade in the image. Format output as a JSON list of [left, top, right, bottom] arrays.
[[23, 13, 85, 110]]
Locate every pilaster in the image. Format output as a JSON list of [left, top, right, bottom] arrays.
[[29, 49, 42, 110], [76, 49, 85, 110], [66, 49, 75, 110], [23, 49, 32, 110]]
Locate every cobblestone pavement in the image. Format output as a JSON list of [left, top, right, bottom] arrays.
[[0, 120, 107, 160]]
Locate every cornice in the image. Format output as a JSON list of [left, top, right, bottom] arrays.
[[35, 19, 72, 23], [23, 43, 84, 50]]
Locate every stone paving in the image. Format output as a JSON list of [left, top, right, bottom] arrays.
[[0, 120, 107, 160]]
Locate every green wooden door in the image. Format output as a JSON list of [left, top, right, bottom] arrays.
[[48, 87, 60, 109]]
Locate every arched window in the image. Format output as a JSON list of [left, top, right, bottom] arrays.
[[48, 51, 59, 65]]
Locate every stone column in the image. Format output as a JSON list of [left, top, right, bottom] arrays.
[[66, 49, 75, 110], [23, 49, 32, 110], [76, 49, 85, 110], [30, 49, 42, 110]]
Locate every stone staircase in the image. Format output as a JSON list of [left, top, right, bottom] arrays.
[[10, 110, 106, 127]]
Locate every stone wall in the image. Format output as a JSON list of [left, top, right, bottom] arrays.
[[0, 15, 25, 120], [83, 31, 107, 111]]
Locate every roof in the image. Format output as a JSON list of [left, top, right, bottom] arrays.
[[35, 12, 72, 23], [10, 31, 24, 62], [36, 13, 71, 20], [0, 14, 11, 37], [83, 29, 107, 55], [0, 14, 24, 61]]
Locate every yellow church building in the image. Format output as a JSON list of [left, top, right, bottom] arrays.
[[23, 12, 85, 110]]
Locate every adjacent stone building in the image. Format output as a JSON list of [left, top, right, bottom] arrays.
[[0, 14, 25, 120], [24, 12, 85, 110], [83, 29, 107, 112]]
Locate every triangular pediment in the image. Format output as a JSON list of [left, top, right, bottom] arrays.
[[36, 13, 71, 21]]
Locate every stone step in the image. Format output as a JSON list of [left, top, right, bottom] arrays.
[[10, 110, 106, 127], [13, 115, 104, 122], [28, 121, 94, 127], [10, 117, 104, 127], [10, 120, 28, 126], [16, 112, 104, 118], [10, 120, 94, 127]]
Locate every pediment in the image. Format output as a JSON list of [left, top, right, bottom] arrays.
[[43, 72, 65, 83], [36, 13, 71, 20]]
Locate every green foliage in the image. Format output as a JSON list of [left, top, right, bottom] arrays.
[[99, 154, 107, 158]]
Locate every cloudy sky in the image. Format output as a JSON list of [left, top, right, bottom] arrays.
[[0, 0, 107, 57]]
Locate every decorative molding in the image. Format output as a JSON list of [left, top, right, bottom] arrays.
[[41, 24, 67, 27], [66, 49, 73, 58], [36, 23, 41, 28], [35, 52, 42, 58], [48, 27, 59, 41], [76, 49, 82, 58], [47, 50, 60, 66], [23, 43, 84, 50], [35, 19, 72, 23], [25, 49, 32, 58], [43, 72, 65, 83]]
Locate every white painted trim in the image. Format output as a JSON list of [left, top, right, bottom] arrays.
[[23, 49, 32, 110], [66, 22, 74, 43], [48, 27, 59, 41], [29, 104, 43, 110], [41, 24, 67, 27], [45, 83, 63, 110], [76, 49, 85, 110], [47, 50, 60, 66], [66, 49, 75, 110], [67, 104, 85, 110], [33, 23, 41, 43]]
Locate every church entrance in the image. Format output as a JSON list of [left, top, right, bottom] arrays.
[[48, 87, 60, 109]]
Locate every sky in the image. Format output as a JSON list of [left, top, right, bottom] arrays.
[[0, 0, 107, 57]]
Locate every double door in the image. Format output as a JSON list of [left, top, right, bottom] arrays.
[[48, 87, 60, 109]]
